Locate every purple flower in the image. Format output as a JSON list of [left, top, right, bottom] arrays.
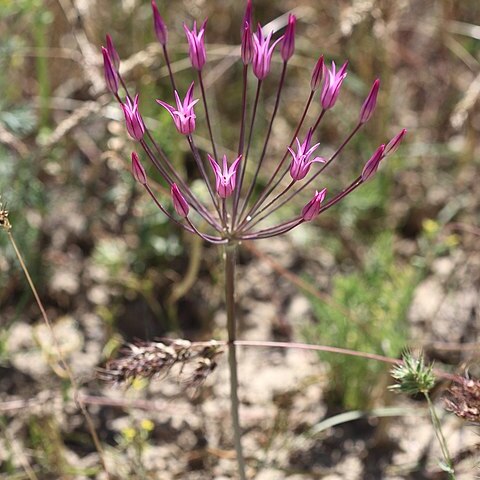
[[171, 183, 190, 217], [151, 0, 168, 45], [359, 79, 380, 124], [288, 129, 325, 181], [241, 21, 254, 65], [321, 61, 348, 110], [208, 154, 242, 198], [156, 82, 199, 136], [102, 46, 118, 94], [184, 20, 207, 71], [121, 94, 145, 140], [361, 144, 385, 182], [281, 14, 296, 62], [384, 129, 407, 156], [310, 55, 324, 92], [131, 152, 147, 185], [252, 24, 283, 80], [106, 34, 120, 70], [302, 188, 327, 221]]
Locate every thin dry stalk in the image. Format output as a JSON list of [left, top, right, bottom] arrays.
[[1, 204, 111, 479]]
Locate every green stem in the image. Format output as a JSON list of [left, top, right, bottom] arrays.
[[225, 243, 247, 480], [424, 392, 455, 478]]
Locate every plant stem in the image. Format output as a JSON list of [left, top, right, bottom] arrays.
[[224, 243, 247, 480], [424, 392, 456, 478]]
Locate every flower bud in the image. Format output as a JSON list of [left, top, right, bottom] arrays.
[[361, 144, 385, 182], [359, 79, 380, 124], [301, 188, 327, 221], [241, 21, 253, 65], [106, 34, 120, 70], [131, 152, 147, 185], [171, 184, 189, 217], [384, 129, 407, 156], [151, 0, 168, 45], [281, 14, 296, 62], [310, 55, 324, 92], [102, 46, 118, 94]]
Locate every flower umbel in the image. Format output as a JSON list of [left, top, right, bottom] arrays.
[[103, 1, 405, 245], [156, 82, 199, 135]]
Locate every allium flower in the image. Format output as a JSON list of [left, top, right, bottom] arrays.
[[280, 14, 296, 62], [121, 94, 145, 140], [156, 82, 199, 135], [131, 152, 147, 185], [252, 25, 283, 80], [171, 183, 189, 217], [321, 61, 348, 110], [359, 79, 380, 124], [208, 154, 242, 198], [302, 188, 327, 221], [288, 129, 325, 181], [151, 0, 168, 45], [102, 46, 118, 94], [184, 20, 207, 71], [103, 1, 404, 245]]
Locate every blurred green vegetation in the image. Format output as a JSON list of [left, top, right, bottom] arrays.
[[305, 231, 418, 410]]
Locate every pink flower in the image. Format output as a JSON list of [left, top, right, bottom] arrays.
[[102, 46, 118, 94], [252, 24, 283, 80], [156, 82, 199, 135], [151, 0, 168, 45], [302, 188, 327, 221], [121, 94, 145, 140], [310, 55, 324, 92], [171, 183, 189, 217], [321, 61, 348, 110], [208, 154, 242, 198], [131, 152, 147, 185], [361, 144, 385, 182], [359, 79, 380, 124], [384, 129, 407, 156], [288, 129, 325, 181], [281, 14, 296, 62], [184, 20, 207, 71]]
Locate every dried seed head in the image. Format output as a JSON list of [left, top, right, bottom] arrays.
[[100, 339, 223, 388], [445, 378, 480, 423]]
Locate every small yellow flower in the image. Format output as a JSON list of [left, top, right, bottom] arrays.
[[140, 419, 154, 432], [122, 427, 136, 441], [445, 234, 460, 248], [422, 219, 439, 235]]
